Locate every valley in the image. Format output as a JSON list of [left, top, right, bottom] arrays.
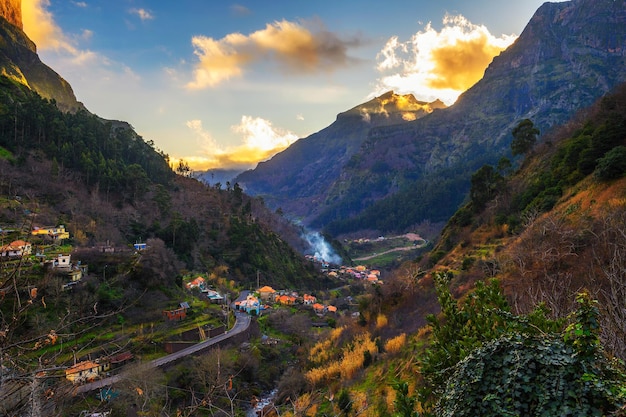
[[1, 0, 626, 415]]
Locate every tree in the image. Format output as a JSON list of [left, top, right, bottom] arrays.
[[392, 380, 420, 417], [594, 145, 626, 180], [469, 165, 503, 211], [337, 389, 353, 416], [511, 118, 539, 157]]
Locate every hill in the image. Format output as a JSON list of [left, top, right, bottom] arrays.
[[237, 0, 626, 239], [236, 91, 445, 223], [276, 81, 626, 417]]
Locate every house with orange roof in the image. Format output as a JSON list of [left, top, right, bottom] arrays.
[[65, 360, 110, 384], [303, 294, 317, 305], [258, 286, 276, 301], [186, 276, 205, 290], [327, 305, 337, 314], [312, 303, 325, 314], [276, 294, 297, 305], [0, 240, 32, 258]]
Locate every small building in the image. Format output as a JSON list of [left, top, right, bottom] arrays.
[[276, 294, 297, 305], [204, 289, 224, 303], [303, 294, 317, 305], [133, 242, 147, 251], [236, 294, 261, 315], [32, 225, 69, 241], [312, 303, 325, 314], [53, 254, 72, 270], [163, 305, 187, 321], [186, 276, 205, 290], [258, 286, 276, 302], [0, 240, 32, 258], [65, 360, 110, 384]]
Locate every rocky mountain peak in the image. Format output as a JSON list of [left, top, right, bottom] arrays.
[[0, 0, 21, 30]]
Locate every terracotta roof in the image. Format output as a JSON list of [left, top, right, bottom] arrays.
[[66, 360, 99, 375], [258, 286, 276, 293]]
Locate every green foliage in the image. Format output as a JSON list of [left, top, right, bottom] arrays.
[[0, 78, 174, 199], [392, 380, 420, 417], [436, 292, 626, 417], [337, 389, 353, 416], [594, 145, 626, 181], [420, 272, 562, 407], [511, 118, 539, 156], [470, 164, 503, 211]]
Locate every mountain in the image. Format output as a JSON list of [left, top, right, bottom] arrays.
[[0, 0, 84, 112], [286, 80, 626, 417], [236, 0, 626, 238], [235, 92, 446, 222]]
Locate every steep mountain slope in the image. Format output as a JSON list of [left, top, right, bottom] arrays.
[[235, 92, 445, 221], [0, 1, 84, 113], [283, 80, 626, 417], [237, 0, 626, 238]]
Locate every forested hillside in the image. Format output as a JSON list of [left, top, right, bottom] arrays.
[[273, 82, 626, 416]]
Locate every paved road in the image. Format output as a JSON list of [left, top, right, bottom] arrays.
[[77, 293, 251, 394]]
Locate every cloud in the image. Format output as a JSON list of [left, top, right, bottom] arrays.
[[183, 117, 299, 170], [187, 19, 361, 89], [231, 4, 252, 16], [129, 8, 155, 21], [22, 0, 79, 54], [374, 14, 516, 105]]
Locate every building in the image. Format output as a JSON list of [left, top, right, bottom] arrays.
[[31, 225, 70, 241], [65, 360, 110, 384], [0, 240, 31, 258]]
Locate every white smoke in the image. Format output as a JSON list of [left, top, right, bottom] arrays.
[[303, 231, 342, 265]]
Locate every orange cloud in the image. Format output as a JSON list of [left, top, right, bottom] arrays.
[[22, 0, 77, 54], [374, 14, 516, 105], [187, 19, 360, 89], [184, 117, 299, 170]]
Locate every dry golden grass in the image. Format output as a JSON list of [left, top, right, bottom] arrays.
[[305, 331, 377, 384], [384, 333, 406, 353], [376, 314, 388, 329]]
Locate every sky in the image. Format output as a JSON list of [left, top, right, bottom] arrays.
[[21, 0, 564, 171]]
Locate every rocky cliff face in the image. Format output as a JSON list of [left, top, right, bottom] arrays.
[[0, 0, 84, 112], [0, 0, 22, 30]]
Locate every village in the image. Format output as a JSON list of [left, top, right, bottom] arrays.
[[1, 223, 385, 391]]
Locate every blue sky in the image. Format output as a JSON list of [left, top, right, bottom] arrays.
[[22, 0, 563, 170]]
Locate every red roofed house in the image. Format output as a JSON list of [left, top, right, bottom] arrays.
[[303, 294, 317, 305]]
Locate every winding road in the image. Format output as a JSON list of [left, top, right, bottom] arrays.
[[76, 292, 252, 394]]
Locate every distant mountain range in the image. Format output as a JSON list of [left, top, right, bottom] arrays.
[[236, 0, 626, 237]]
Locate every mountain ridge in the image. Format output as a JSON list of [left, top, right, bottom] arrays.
[[237, 0, 626, 238], [235, 91, 445, 219]]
